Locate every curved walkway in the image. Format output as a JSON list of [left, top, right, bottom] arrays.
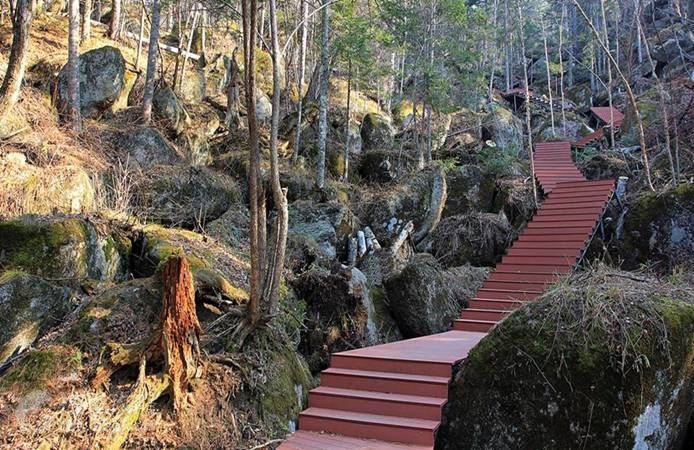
[[280, 132, 618, 448]]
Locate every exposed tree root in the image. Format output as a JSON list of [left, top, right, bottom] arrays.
[[92, 256, 202, 449]]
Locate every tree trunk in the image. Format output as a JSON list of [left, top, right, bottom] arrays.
[[141, 0, 160, 123], [600, 0, 616, 149], [517, 3, 537, 207], [316, 0, 330, 189], [225, 48, 241, 128], [559, 2, 568, 135], [572, 0, 655, 191], [344, 60, 352, 181], [242, 0, 261, 326], [67, 0, 82, 131], [0, 0, 32, 123], [264, 0, 289, 316], [135, 4, 145, 69], [81, 0, 92, 42], [109, 0, 121, 39], [94, 0, 101, 22], [179, 10, 199, 93], [541, 17, 555, 136], [160, 256, 201, 414], [292, 0, 308, 164]]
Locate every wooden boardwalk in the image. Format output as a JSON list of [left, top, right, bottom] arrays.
[[279, 120, 618, 448]]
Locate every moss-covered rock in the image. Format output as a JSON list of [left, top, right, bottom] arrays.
[[437, 270, 694, 450], [0, 272, 74, 364], [288, 200, 358, 260], [291, 266, 397, 372], [443, 165, 495, 217], [619, 184, 694, 270], [133, 165, 239, 228], [360, 113, 394, 151], [0, 154, 96, 215], [113, 127, 182, 169], [0, 216, 130, 281], [425, 213, 514, 268], [384, 254, 487, 338], [0, 345, 82, 394], [153, 86, 191, 135], [481, 104, 523, 151]]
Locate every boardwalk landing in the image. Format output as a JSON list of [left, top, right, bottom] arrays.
[[279, 137, 617, 449]]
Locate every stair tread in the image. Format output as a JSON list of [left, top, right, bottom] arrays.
[[322, 368, 449, 384], [301, 408, 440, 430], [311, 387, 446, 405], [279, 431, 433, 450]]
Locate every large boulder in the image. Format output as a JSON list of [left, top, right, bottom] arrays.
[[384, 254, 487, 338], [359, 166, 447, 246], [256, 89, 273, 122], [619, 184, 694, 270], [360, 113, 394, 151], [291, 265, 399, 372], [0, 273, 74, 364], [133, 165, 239, 228], [0, 216, 131, 281], [153, 86, 191, 135], [176, 103, 221, 166], [424, 213, 514, 268], [57, 46, 128, 119], [443, 165, 495, 217], [113, 127, 182, 169], [179, 68, 207, 104], [482, 105, 523, 151], [437, 269, 694, 450], [358, 149, 417, 183], [0, 153, 95, 215], [289, 201, 358, 260]]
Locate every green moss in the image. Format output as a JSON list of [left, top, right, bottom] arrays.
[[0, 346, 82, 394], [0, 218, 89, 276]]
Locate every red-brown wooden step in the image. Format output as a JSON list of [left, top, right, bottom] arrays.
[[506, 247, 583, 258], [482, 280, 549, 291], [320, 368, 449, 397], [330, 355, 451, 378], [487, 271, 560, 283], [460, 308, 510, 321], [299, 408, 439, 446], [453, 319, 497, 332], [309, 387, 445, 420], [476, 288, 542, 300], [467, 298, 525, 311], [279, 431, 432, 450]]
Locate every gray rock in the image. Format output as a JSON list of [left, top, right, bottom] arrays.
[[482, 105, 523, 150], [425, 213, 514, 268], [115, 127, 181, 169], [256, 89, 273, 123], [57, 46, 127, 118], [133, 165, 239, 228], [0, 273, 74, 364], [361, 113, 394, 151], [153, 86, 191, 135], [289, 201, 358, 260], [384, 254, 487, 338], [0, 216, 130, 282]]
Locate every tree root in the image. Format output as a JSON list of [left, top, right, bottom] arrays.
[[94, 356, 171, 450], [92, 256, 202, 449]]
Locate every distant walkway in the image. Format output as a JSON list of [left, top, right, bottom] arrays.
[[278, 115, 620, 448]]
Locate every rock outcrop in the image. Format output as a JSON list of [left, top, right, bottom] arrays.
[[384, 254, 486, 338], [57, 46, 129, 119], [437, 269, 694, 450]]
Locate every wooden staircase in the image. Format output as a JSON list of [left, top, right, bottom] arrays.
[[278, 138, 616, 449]]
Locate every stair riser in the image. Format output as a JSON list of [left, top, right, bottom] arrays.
[[299, 416, 435, 446], [523, 227, 593, 236], [461, 309, 509, 321], [528, 221, 597, 229], [482, 281, 548, 291], [516, 234, 588, 243], [453, 321, 496, 333], [502, 256, 578, 266], [320, 373, 448, 398], [506, 248, 583, 258], [309, 392, 442, 420], [468, 299, 524, 311], [477, 290, 540, 301], [330, 355, 451, 378], [495, 264, 571, 273], [487, 272, 559, 283], [512, 241, 586, 250]]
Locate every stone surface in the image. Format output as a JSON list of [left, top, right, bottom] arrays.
[[0, 273, 74, 364], [384, 253, 486, 338], [360, 113, 394, 151], [57, 46, 128, 119], [113, 127, 182, 169]]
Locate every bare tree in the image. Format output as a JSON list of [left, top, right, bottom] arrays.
[[572, 0, 655, 191], [67, 0, 82, 131], [599, 0, 616, 149], [316, 0, 330, 189], [541, 16, 555, 136], [0, 0, 33, 122], [142, 0, 161, 123], [81, 0, 92, 42], [109, 0, 121, 40], [517, 2, 537, 207], [225, 48, 241, 128], [265, 0, 289, 316], [135, 4, 146, 69], [292, 0, 308, 165], [241, 0, 262, 326]]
